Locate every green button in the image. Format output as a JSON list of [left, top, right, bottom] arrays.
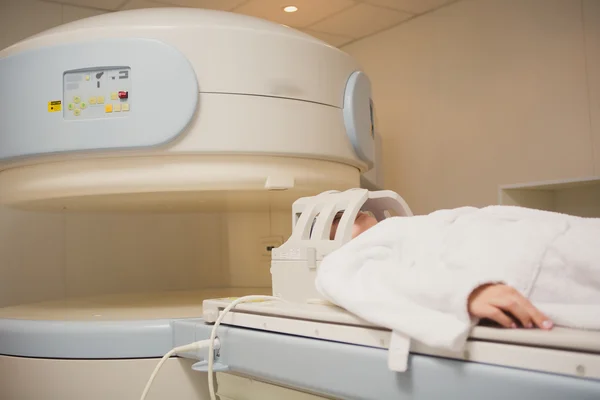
[[80, 102, 87, 109], [68, 103, 75, 110]]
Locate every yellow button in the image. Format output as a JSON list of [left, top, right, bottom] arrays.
[[85, 75, 90, 81], [122, 103, 130, 112], [80, 102, 87, 109], [105, 104, 113, 113], [114, 103, 121, 112], [89, 97, 97, 105], [73, 96, 81, 104], [74, 109, 81, 116], [97, 96, 105, 104], [68, 103, 75, 111], [111, 92, 118, 100]]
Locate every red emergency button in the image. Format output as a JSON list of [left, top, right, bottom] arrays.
[[118, 91, 129, 99]]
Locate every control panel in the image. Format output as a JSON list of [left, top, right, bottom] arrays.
[[1, 38, 197, 161], [63, 67, 131, 120]]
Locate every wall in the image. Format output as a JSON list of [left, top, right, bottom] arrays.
[[0, 0, 290, 307], [584, 0, 600, 175], [343, 0, 598, 215]]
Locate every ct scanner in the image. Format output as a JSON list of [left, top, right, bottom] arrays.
[[0, 7, 599, 400]]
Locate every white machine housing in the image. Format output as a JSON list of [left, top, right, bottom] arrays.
[[0, 9, 387, 399], [0, 8, 381, 212], [271, 188, 413, 302]]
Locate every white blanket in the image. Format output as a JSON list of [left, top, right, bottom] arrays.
[[315, 205, 600, 352]]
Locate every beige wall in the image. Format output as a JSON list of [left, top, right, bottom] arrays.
[[585, 0, 600, 174], [0, 204, 288, 307], [0, 203, 289, 307], [343, 0, 600, 215]]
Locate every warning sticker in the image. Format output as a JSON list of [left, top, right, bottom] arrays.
[[48, 100, 62, 112]]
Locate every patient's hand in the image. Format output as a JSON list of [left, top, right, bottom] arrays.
[[467, 283, 554, 330]]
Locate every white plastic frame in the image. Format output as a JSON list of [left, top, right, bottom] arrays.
[[270, 188, 412, 303]]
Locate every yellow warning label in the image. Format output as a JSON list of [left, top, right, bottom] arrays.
[[48, 100, 62, 112]]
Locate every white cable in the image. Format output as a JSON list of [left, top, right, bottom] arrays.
[[140, 338, 219, 400], [206, 295, 281, 400], [140, 295, 280, 400]]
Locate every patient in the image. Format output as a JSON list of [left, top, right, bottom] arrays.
[[328, 210, 554, 332], [329, 211, 379, 241]]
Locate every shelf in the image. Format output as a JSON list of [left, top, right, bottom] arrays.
[[498, 177, 600, 217]]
